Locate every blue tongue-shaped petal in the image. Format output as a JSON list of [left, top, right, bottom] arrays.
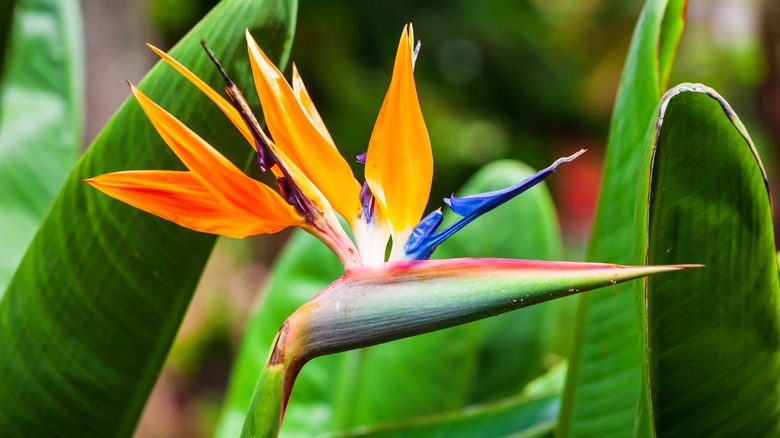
[[406, 209, 444, 253], [406, 149, 585, 260], [444, 171, 549, 217]]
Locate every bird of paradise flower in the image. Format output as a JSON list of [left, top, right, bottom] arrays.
[[86, 25, 693, 437], [86, 25, 582, 267]]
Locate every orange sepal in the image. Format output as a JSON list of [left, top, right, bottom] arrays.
[[130, 83, 279, 217], [147, 47, 333, 219], [365, 24, 433, 236], [85, 171, 302, 238], [291, 64, 335, 145], [147, 44, 255, 148], [246, 31, 361, 221]]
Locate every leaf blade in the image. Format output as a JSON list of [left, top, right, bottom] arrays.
[[326, 363, 568, 438], [642, 85, 780, 436], [558, 1, 687, 436], [0, 0, 297, 436], [0, 0, 84, 292]]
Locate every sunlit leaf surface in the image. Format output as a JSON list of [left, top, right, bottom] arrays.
[[0, 0, 297, 435], [0, 0, 83, 292], [641, 85, 780, 437], [558, 1, 686, 436]]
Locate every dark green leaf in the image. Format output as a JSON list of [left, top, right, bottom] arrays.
[[328, 393, 558, 438], [641, 85, 780, 436], [557, 1, 686, 436], [325, 361, 566, 438], [0, 0, 297, 436], [0, 0, 83, 292], [0, 0, 16, 85]]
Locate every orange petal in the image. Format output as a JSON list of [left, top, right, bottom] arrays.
[[246, 30, 361, 221], [130, 84, 276, 216], [291, 64, 334, 144], [365, 24, 433, 237], [85, 171, 302, 238], [148, 44, 339, 213], [148, 46, 337, 220], [147, 44, 255, 148]]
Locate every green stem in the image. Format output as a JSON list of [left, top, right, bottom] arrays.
[[240, 362, 285, 438], [240, 323, 306, 438]]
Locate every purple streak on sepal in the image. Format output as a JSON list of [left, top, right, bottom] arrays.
[[359, 181, 376, 223], [406, 150, 585, 260]]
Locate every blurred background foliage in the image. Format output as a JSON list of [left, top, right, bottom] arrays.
[[18, 0, 774, 436]]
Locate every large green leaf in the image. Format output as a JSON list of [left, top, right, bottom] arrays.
[[0, 0, 297, 435], [0, 0, 83, 292], [216, 160, 566, 437], [332, 393, 558, 438], [640, 85, 780, 436], [328, 363, 568, 438], [557, 1, 686, 436]]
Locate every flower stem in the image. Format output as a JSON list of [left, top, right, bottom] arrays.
[[240, 324, 305, 438]]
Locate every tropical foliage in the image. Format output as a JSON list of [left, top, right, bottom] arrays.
[[0, 0, 777, 437]]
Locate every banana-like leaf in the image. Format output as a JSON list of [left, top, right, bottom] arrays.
[[0, 0, 83, 293], [557, 0, 686, 436], [215, 161, 566, 437], [0, 0, 297, 435], [330, 394, 558, 438], [639, 85, 780, 436], [325, 363, 568, 438]]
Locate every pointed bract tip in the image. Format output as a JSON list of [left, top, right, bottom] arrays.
[[626, 263, 703, 276], [666, 263, 704, 270]]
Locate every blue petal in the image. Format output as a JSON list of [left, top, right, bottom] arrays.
[[356, 152, 367, 164], [406, 149, 585, 260], [406, 209, 444, 253], [445, 171, 549, 217]]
